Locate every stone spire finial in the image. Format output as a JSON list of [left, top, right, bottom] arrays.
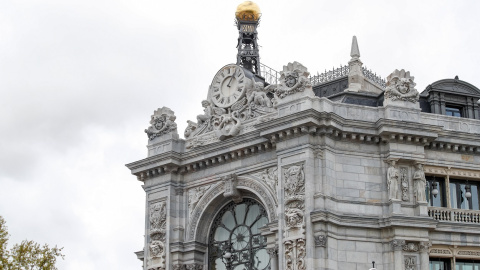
[[350, 36, 360, 59]]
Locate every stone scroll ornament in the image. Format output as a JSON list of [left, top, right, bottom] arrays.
[[149, 201, 167, 270], [145, 107, 178, 140], [384, 69, 419, 103]]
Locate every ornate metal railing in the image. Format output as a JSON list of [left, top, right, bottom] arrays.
[[259, 63, 279, 85], [259, 63, 387, 90], [310, 65, 349, 86], [362, 66, 386, 88], [428, 207, 480, 224]]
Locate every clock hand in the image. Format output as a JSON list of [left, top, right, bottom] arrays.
[[227, 76, 234, 88]]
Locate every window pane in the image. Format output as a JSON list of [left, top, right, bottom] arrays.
[[472, 185, 479, 210], [451, 182, 459, 209]]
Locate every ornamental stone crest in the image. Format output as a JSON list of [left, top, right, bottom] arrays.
[[149, 201, 167, 269], [145, 107, 177, 140], [266, 61, 313, 100], [384, 69, 419, 103]]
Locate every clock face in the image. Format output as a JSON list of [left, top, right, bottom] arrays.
[[209, 64, 247, 108]]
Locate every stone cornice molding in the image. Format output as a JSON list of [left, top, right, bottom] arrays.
[[127, 96, 479, 181], [310, 210, 437, 229]]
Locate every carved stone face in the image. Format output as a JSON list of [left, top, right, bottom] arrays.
[[153, 115, 165, 130], [396, 78, 411, 94], [285, 74, 297, 88]]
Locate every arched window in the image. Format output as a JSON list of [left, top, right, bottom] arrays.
[[208, 198, 270, 270]]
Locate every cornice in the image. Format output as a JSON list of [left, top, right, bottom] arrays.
[[310, 210, 438, 229]]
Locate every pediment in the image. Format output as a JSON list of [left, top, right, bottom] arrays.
[[428, 79, 480, 97]]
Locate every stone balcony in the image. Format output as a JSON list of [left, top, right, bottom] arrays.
[[428, 207, 480, 224]]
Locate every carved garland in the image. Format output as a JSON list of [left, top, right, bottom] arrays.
[[149, 201, 167, 270], [284, 164, 305, 230], [400, 167, 409, 201], [283, 164, 306, 270]]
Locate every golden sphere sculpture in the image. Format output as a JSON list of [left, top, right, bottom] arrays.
[[235, 1, 261, 21]]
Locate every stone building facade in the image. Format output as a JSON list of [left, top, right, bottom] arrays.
[[126, 3, 480, 270]]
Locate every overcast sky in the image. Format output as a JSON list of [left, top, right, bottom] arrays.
[[1, 0, 479, 269]]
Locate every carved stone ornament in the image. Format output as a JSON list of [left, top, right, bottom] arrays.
[[384, 69, 419, 103], [285, 238, 306, 270], [185, 263, 204, 270], [314, 235, 327, 247], [184, 65, 276, 145], [267, 245, 279, 257], [457, 250, 480, 257], [188, 185, 211, 216], [391, 239, 406, 251], [223, 174, 242, 203], [266, 61, 313, 100], [387, 160, 400, 200], [400, 167, 409, 201], [429, 248, 452, 255], [413, 163, 427, 202], [419, 242, 432, 252], [250, 167, 278, 200], [404, 255, 417, 270], [145, 107, 178, 140], [149, 201, 167, 268], [284, 164, 305, 229], [403, 242, 419, 252], [173, 264, 186, 270]]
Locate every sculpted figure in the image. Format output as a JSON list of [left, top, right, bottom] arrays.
[[247, 82, 272, 107], [196, 100, 213, 125], [184, 120, 198, 138], [413, 163, 427, 202], [387, 161, 400, 200]]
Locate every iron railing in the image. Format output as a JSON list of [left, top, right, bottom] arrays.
[[362, 66, 386, 88], [260, 63, 387, 89], [259, 63, 279, 85], [310, 65, 349, 86]]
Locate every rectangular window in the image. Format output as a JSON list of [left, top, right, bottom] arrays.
[[427, 176, 446, 207], [430, 258, 451, 270], [455, 259, 480, 270], [450, 179, 480, 210], [445, 106, 463, 117]]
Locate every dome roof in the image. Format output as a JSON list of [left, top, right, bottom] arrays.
[[235, 1, 261, 21]]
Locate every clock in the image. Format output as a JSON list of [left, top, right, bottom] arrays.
[[208, 64, 250, 108]]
